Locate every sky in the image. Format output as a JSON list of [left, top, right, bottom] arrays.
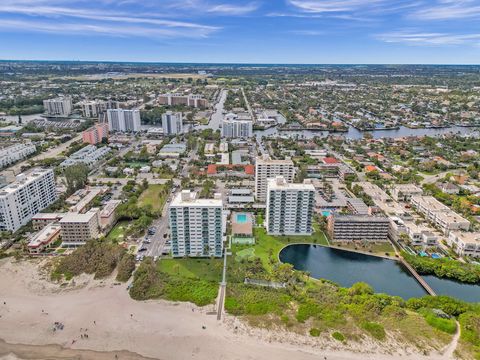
[[0, 0, 480, 64]]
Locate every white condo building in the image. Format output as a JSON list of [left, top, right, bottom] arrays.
[[79, 100, 119, 118], [266, 177, 315, 235], [0, 143, 36, 169], [162, 111, 183, 135], [43, 97, 72, 117], [0, 168, 57, 232], [221, 113, 253, 138], [169, 190, 225, 257], [107, 109, 141, 132], [255, 155, 295, 202]]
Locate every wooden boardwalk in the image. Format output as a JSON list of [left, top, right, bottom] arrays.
[[400, 258, 437, 296]]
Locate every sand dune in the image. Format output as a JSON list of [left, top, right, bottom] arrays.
[[0, 258, 447, 360]]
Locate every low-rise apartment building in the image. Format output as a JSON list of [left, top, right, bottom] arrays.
[[99, 200, 121, 230], [0, 143, 36, 169], [32, 212, 64, 231], [27, 223, 61, 254], [410, 195, 470, 234], [447, 231, 480, 258], [391, 184, 423, 202], [327, 215, 390, 242], [59, 209, 100, 247], [404, 221, 438, 246], [60, 145, 111, 168]]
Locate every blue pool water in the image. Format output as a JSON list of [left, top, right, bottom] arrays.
[[321, 210, 331, 217], [236, 213, 248, 223]]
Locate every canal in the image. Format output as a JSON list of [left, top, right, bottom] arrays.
[[255, 125, 480, 141], [279, 244, 479, 302]]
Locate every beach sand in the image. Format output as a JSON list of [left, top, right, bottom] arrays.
[[0, 258, 451, 360]]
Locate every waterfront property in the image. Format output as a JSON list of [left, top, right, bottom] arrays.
[[59, 208, 100, 247], [266, 176, 315, 236], [0, 168, 58, 232], [169, 190, 225, 257], [27, 223, 61, 254], [327, 214, 390, 242]]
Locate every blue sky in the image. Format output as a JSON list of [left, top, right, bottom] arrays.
[[0, 0, 479, 64]]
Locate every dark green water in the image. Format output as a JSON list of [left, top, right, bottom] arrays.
[[279, 244, 479, 302]]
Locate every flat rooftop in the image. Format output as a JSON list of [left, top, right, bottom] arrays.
[[60, 209, 99, 223], [267, 177, 315, 191], [170, 190, 222, 208]]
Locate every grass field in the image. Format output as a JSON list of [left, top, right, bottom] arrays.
[[158, 258, 223, 282], [106, 220, 130, 242], [138, 184, 170, 212], [335, 241, 396, 257]]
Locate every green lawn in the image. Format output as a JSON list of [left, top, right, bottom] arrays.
[[158, 258, 223, 282], [235, 247, 256, 262], [335, 241, 396, 256], [138, 184, 170, 212], [252, 224, 329, 272], [106, 220, 130, 242]]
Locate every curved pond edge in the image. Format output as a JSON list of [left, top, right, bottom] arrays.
[[278, 243, 480, 302]]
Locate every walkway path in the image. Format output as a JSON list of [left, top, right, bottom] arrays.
[[441, 321, 461, 359], [216, 247, 228, 320]]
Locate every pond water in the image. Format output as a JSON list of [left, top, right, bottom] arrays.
[[279, 244, 479, 302]]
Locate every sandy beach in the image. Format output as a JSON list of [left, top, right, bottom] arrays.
[[0, 258, 454, 360]]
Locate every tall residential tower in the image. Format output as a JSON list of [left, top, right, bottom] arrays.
[[169, 190, 225, 257], [266, 176, 315, 235]]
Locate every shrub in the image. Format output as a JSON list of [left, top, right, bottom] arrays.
[[361, 321, 386, 340], [116, 253, 136, 282], [332, 331, 345, 342], [53, 240, 124, 280], [296, 302, 322, 323], [129, 258, 164, 300], [309, 328, 321, 337], [419, 309, 457, 334]]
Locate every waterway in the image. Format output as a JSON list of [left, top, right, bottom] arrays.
[[279, 244, 479, 302], [255, 125, 480, 141]]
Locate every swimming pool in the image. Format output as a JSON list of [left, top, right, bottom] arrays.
[[236, 213, 248, 223]]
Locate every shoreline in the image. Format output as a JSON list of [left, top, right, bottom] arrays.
[[0, 258, 450, 360]]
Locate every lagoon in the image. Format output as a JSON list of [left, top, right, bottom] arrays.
[[279, 244, 479, 302]]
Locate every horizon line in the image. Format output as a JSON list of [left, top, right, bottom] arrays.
[[1, 59, 480, 66]]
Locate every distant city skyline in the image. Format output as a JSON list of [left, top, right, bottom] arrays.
[[0, 0, 480, 64]]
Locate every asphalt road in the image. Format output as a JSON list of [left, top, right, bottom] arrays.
[[143, 188, 180, 258]]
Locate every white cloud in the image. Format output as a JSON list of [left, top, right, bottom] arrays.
[[0, 18, 214, 38], [377, 30, 480, 45], [411, 0, 480, 20], [207, 2, 259, 15], [0, 2, 220, 38], [287, 0, 387, 13]]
